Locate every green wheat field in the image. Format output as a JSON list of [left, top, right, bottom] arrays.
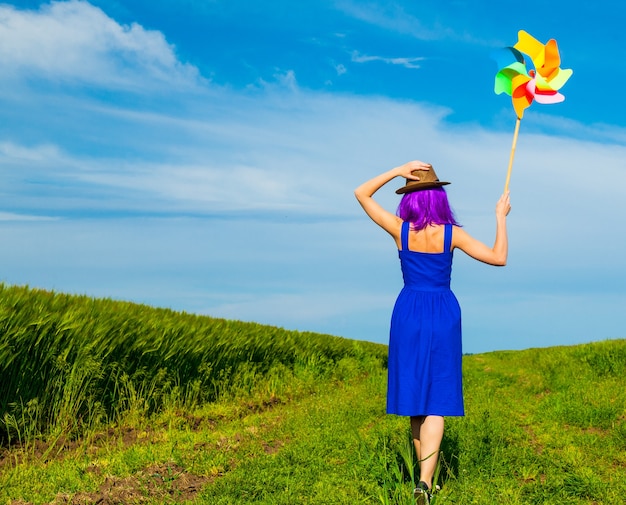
[[0, 283, 625, 504]]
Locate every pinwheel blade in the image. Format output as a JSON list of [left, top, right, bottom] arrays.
[[514, 30, 546, 69], [494, 62, 530, 95]]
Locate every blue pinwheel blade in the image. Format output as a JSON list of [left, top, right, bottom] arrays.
[[491, 46, 526, 70]]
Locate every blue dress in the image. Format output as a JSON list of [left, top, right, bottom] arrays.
[[386, 222, 464, 417]]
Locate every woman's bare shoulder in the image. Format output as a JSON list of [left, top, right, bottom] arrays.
[[451, 225, 471, 245]]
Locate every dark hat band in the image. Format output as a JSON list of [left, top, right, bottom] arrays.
[[395, 179, 450, 194]]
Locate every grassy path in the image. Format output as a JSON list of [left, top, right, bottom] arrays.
[[2, 363, 401, 504], [2, 340, 626, 504], [197, 368, 394, 504]]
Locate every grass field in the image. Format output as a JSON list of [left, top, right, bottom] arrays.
[[1, 284, 625, 504]]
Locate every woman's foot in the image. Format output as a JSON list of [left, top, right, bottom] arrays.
[[413, 481, 440, 504], [413, 481, 432, 504]]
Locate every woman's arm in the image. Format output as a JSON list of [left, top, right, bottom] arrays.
[[354, 160, 432, 236], [452, 192, 511, 266]]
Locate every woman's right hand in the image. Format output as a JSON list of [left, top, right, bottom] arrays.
[[395, 160, 432, 180], [496, 191, 511, 218]]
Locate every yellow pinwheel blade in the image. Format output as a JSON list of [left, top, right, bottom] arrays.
[[514, 30, 545, 69]]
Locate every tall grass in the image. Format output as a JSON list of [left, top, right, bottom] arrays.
[[0, 283, 386, 444]]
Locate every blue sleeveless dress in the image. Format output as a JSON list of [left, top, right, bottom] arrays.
[[386, 222, 464, 417]]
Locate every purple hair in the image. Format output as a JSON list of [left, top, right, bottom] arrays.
[[396, 187, 461, 231]]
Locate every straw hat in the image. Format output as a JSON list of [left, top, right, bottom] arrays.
[[395, 167, 450, 194]]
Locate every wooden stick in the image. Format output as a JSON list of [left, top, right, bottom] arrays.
[[504, 117, 521, 193]]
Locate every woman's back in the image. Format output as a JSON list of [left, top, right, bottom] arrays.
[[403, 224, 449, 254], [399, 222, 453, 292]]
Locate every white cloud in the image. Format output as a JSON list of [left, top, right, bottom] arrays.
[[0, 141, 64, 164], [254, 69, 299, 93], [335, 63, 347, 75], [351, 51, 424, 69], [4, 79, 626, 223], [0, 212, 57, 221], [0, 0, 201, 90]]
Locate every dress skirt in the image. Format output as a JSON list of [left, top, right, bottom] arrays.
[[386, 287, 464, 416]]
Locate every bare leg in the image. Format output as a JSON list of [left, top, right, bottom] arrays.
[[410, 415, 444, 489]]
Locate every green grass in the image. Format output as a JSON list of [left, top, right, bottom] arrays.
[[0, 284, 625, 504], [0, 283, 385, 445]]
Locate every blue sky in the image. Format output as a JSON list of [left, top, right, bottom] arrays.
[[1, 0, 625, 354]]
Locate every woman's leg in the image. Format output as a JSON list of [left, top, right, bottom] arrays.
[[410, 415, 444, 488]]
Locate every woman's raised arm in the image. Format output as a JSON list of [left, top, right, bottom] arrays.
[[354, 160, 431, 235], [452, 192, 511, 266]]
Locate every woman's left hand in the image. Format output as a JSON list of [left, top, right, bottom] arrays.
[[496, 191, 511, 218]]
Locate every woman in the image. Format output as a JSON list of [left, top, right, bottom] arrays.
[[354, 160, 510, 503]]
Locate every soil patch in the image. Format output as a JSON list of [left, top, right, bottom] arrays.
[[50, 462, 210, 504]]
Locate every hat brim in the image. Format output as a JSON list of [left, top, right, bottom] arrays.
[[395, 181, 450, 194]]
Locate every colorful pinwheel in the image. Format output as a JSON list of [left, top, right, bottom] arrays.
[[495, 30, 573, 119], [493, 30, 573, 191]]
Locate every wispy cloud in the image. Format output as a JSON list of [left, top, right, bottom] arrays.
[[351, 51, 424, 69], [0, 141, 64, 164], [334, 0, 500, 46], [335, 63, 347, 75], [334, 0, 454, 41], [0, 212, 58, 222]]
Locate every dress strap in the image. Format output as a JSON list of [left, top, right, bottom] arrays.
[[444, 223, 453, 253], [401, 221, 410, 251]]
